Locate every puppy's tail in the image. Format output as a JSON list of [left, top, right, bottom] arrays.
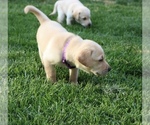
[[24, 5, 49, 24], [49, 1, 59, 15]]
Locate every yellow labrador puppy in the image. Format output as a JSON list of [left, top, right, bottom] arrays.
[[50, 0, 92, 27], [24, 5, 111, 83]]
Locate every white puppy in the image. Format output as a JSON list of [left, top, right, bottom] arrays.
[[24, 5, 111, 83], [50, 0, 92, 27]]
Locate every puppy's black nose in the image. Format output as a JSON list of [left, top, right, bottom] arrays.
[[108, 67, 111, 72], [88, 23, 92, 27]]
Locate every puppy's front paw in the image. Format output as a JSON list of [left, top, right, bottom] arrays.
[[67, 22, 72, 25], [46, 76, 56, 83], [66, 18, 73, 25]]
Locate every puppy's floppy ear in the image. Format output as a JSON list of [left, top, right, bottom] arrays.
[[73, 10, 80, 21], [78, 49, 93, 67]]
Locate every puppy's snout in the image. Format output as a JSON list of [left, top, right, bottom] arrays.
[[88, 23, 92, 27], [108, 67, 111, 72]]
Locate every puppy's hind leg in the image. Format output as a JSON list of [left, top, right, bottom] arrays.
[[69, 68, 78, 83], [38, 48, 44, 65], [43, 60, 56, 83]]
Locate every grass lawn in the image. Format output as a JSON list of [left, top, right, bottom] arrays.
[[8, 0, 142, 124]]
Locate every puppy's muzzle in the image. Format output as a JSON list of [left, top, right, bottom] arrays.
[[86, 23, 92, 27], [108, 67, 111, 72], [103, 66, 111, 74], [95, 67, 111, 76], [88, 23, 92, 27]]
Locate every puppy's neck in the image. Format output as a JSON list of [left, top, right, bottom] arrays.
[[65, 36, 84, 65], [62, 36, 76, 69]]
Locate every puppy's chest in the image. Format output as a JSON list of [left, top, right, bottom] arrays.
[[56, 57, 75, 69]]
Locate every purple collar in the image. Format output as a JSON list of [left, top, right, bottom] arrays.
[[62, 37, 76, 69]]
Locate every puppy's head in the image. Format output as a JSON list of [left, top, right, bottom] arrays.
[[73, 7, 92, 27], [76, 40, 111, 76]]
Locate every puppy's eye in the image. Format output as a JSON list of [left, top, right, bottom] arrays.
[[83, 17, 87, 20]]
